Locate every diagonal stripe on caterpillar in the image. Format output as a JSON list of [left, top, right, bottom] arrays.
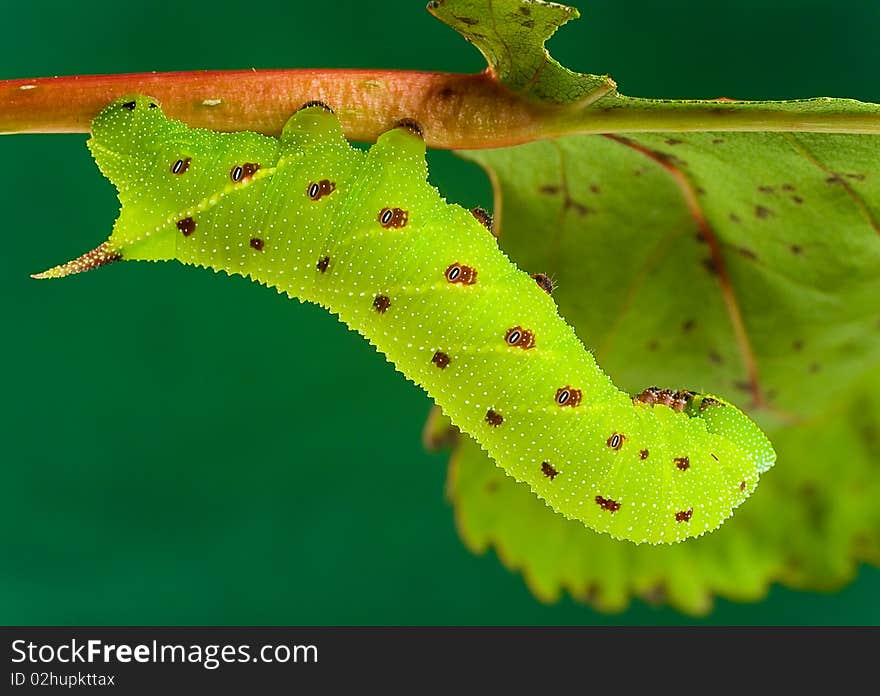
[[32, 95, 776, 544]]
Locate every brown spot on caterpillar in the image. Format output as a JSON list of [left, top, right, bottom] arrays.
[[674, 456, 690, 471], [791, 195, 804, 204], [531, 273, 555, 294], [595, 495, 621, 513], [504, 326, 535, 349], [671, 390, 694, 412], [541, 462, 559, 480], [230, 163, 258, 183], [699, 397, 721, 411], [299, 100, 334, 113], [640, 449, 649, 460], [171, 157, 191, 175], [249, 237, 264, 251], [675, 508, 693, 522], [555, 386, 582, 407], [589, 183, 601, 194], [394, 118, 423, 137], [470, 207, 494, 230], [121, 100, 136, 111], [606, 433, 626, 451], [485, 409, 503, 426], [757, 185, 775, 194], [740, 480, 747, 491], [316, 256, 330, 273], [755, 205, 773, 219], [445, 263, 477, 285], [176, 217, 196, 236], [373, 295, 391, 313], [431, 351, 450, 369], [635, 388, 691, 412], [307, 179, 336, 201], [790, 244, 803, 255], [635, 386, 662, 405], [378, 207, 408, 228]]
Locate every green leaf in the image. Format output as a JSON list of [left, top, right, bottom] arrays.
[[427, 0, 615, 104], [430, 0, 880, 610], [430, 0, 880, 134]]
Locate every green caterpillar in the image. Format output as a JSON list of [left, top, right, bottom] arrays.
[[33, 95, 775, 544]]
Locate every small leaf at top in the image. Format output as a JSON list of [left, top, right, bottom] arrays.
[[427, 0, 616, 104]]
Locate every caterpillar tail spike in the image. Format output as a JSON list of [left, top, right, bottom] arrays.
[[31, 241, 122, 279], [32, 94, 776, 544]]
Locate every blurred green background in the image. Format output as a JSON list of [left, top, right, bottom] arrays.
[[1, 0, 878, 625]]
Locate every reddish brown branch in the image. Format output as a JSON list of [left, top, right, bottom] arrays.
[[0, 69, 556, 149], [4, 69, 879, 148]]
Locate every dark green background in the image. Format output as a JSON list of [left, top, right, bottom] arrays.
[[1, 0, 878, 625]]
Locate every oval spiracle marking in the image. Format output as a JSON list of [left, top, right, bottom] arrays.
[[308, 179, 336, 201], [555, 386, 582, 407], [231, 162, 260, 183], [606, 433, 625, 450], [378, 207, 408, 229], [504, 326, 535, 349], [445, 263, 477, 285], [171, 158, 191, 175]]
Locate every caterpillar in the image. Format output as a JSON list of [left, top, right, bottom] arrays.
[[32, 95, 776, 544]]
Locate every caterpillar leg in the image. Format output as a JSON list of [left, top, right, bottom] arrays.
[[281, 101, 348, 151]]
